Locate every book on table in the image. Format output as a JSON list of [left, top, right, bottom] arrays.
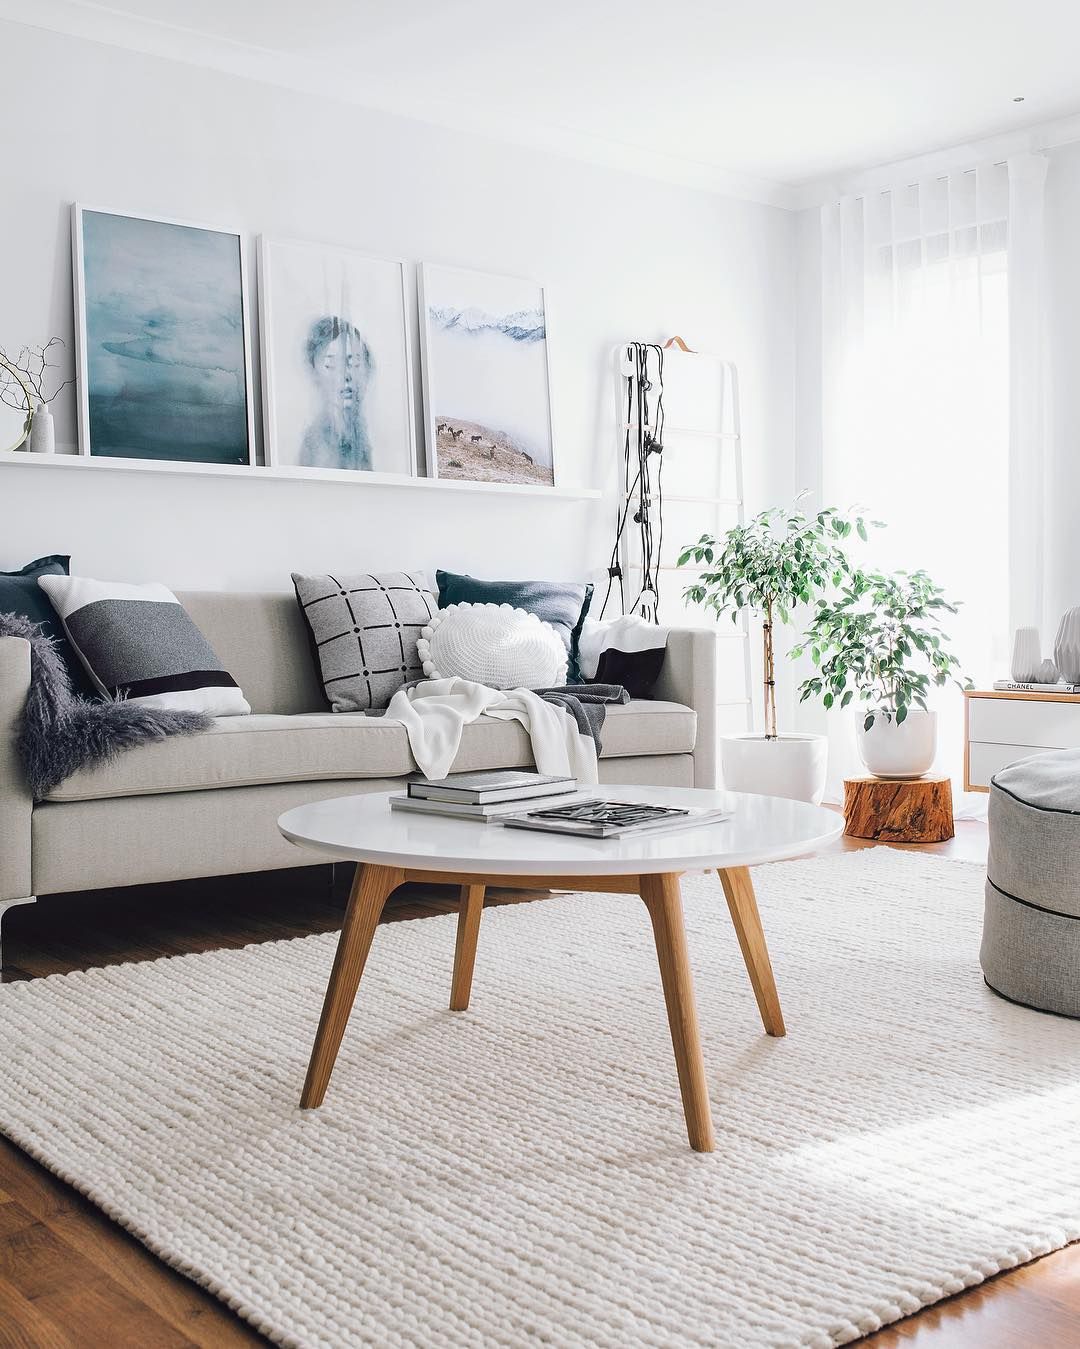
[[500, 799, 733, 839], [391, 791, 590, 821], [992, 680, 1080, 694], [406, 769, 577, 805]]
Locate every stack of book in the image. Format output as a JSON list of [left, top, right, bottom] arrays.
[[390, 770, 579, 821]]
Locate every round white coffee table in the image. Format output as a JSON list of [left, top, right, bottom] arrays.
[[279, 785, 841, 1151]]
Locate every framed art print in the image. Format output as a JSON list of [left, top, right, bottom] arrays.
[[418, 263, 555, 486], [259, 238, 416, 477], [71, 205, 254, 465]]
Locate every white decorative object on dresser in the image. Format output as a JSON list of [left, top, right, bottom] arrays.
[[1009, 626, 1042, 683], [964, 689, 1080, 791]]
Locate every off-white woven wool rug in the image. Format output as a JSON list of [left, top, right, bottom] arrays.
[[2, 850, 1079, 1348]]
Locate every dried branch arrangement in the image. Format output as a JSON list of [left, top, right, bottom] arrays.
[[0, 338, 74, 414]]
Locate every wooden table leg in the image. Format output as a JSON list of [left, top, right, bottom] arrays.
[[717, 866, 785, 1037], [639, 872, 716, 1153], [300, 863, 405, 1109], [449, 883, 485, 1011]]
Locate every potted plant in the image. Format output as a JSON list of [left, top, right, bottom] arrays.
[[793, 568, 970, 779], [679, 502, 870, 803]]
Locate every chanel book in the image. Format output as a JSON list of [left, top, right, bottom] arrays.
[[992, 680, 1080, 693]]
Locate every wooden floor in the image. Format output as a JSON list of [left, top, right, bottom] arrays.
[[1, 821, 1077, 1347]]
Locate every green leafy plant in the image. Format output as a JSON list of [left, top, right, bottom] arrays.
[[793, 568, 970, 731], [678, 501, 872, 740]]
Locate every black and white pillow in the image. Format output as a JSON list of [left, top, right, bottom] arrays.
[[292, 571, 437, 712], [37, 576, 250, 715], [578, 615, 668, 697]]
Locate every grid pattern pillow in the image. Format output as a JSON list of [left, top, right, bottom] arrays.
[[292, 571, 437, 712], [37, 575, 250, 715]]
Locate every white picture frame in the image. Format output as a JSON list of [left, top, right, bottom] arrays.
[[418, 262, 556, 487], [259, 237, 417, 479], [71, 204, 255, 466]]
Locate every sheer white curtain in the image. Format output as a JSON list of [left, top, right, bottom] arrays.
[[818, 158, 1045, 809]]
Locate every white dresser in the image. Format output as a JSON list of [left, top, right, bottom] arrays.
[[964, 690, 1080, 790]]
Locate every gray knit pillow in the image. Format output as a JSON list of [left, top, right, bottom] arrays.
[[292, 571, 437, 711]]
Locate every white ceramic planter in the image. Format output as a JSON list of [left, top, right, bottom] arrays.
[[856, 709, 937, 780], [719, 732, 828, 805]]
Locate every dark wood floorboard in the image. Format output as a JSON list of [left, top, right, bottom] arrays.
[[2, 822, 1077, 1346]]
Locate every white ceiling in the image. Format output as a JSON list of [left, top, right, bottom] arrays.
[[10, 0, 1080, 205]]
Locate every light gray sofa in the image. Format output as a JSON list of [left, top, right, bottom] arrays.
[[0, 590, 718, 957]]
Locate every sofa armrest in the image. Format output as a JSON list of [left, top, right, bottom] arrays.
[[653, 627, 718, 788], [0, 637, 32, 901]]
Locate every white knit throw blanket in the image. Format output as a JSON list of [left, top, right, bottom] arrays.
[[382, 678, 598, 782]]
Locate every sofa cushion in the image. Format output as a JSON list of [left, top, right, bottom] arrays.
[[39, 575, 250, 715], [44, 700, 696, 802], [0, 554, 97, 699], [579, 614, 668, 697], [292, 571, 437, 712], [436, 570, 593, 682]]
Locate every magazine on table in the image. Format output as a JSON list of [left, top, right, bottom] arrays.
[[500, 799, 733, 840]]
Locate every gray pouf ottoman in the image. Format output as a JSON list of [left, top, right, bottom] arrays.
[[982, 748, 1080, 1017]]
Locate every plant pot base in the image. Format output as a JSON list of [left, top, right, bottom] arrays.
[[843, 775, 954, 844], [856, 708, 937, 779], [719, 733, 828, 805]]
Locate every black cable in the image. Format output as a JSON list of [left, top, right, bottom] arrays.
[[599, 343, 641, 618], [601, 342, 665, 623]]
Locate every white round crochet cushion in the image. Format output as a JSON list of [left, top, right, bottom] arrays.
[[417, 603, 568, 690]]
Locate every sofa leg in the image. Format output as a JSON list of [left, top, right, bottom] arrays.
[[0, 896, 35, 969]]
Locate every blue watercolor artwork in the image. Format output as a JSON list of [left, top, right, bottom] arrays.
[[78, 210, 251, 463]]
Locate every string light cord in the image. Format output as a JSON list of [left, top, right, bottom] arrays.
[[600, 342, 666, 623]]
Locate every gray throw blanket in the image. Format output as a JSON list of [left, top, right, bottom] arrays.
[[0, 611, 212, 800], [533, 683, 629, 755]]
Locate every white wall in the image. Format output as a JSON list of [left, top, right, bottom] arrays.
[[1044, 140, 1080, 627], [0, 20, 796, 599]]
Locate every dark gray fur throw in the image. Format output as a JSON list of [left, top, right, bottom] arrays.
[[1, 611, 212, 800]]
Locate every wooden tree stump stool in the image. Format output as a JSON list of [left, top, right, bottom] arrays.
[[843, 775, 954, 844]]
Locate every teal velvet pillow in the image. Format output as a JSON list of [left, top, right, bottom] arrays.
[[435, 569, 594, 683], [0, 555, 97, 698]]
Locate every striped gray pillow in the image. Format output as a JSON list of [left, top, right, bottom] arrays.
[[37, 576, 250, 716]]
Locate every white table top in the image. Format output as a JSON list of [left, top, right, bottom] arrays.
[[278, 785, 842, 877]]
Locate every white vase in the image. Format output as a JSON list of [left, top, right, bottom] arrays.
[[1054, 608, 1080, 683], [856, 709, 937, 780], [719, 732, 828, 805], [1010, 627, 1042, 682], [1037, 657, 1059, 684], [28, 404, 55, 455]]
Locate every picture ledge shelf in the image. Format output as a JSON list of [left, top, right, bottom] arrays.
[[0, 452, 599, 500]]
